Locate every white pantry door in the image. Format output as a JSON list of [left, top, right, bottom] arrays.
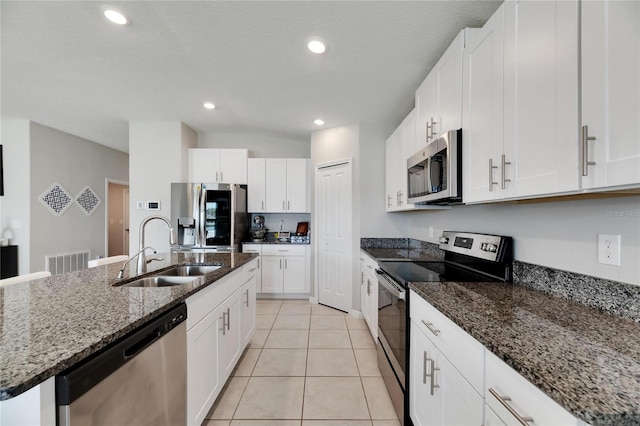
[[316, 160, 353, 313]]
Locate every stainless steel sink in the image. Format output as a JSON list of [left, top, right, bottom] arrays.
[[119, 276, 197, 288], [156, 265, 222, 276]]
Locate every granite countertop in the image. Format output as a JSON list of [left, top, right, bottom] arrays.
[[410, 280, 640, 426], [360, 238, 640, 425], [242, 240, 310, 245], [0, 251, 256, 401]]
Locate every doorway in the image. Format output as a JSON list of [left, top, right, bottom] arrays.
[[106, 180, 129, 256], [315, 159, 353, 312]]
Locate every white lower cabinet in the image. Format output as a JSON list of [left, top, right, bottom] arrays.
[[241, 259, 258, 346], [410, 319, 483, 426], [260, 245, 309, 294], [485, 349, 579, 426], [359, 250, 378, 339], [242, 245, 262, 291], [186, 267, 255, 426]]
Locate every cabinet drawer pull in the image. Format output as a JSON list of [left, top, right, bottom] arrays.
[[429, 358, 440, 396], [244, 289, 249, 307], [226, 307, 231, 331], [421, 320, 440, 336], [488, 388, 534, 425], [249, 267, 257, 273], [422, 351, 429, 384], [387, 195, 392, 208]]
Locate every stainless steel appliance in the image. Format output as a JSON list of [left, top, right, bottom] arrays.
[[171, 183, 249, 251], [56, 303, 187, 426], [407, 129, 462, 205], [376, 231, 513, 425]]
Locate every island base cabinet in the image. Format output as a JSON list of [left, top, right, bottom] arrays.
[[241, 259, 258, 346], [485, 349, 579, 426], [410, 320, 483, 426], [219, 289, 243, 380], [187, 308, 222, 426]]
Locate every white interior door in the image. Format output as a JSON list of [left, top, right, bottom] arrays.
[[316, 160, 352, 313]]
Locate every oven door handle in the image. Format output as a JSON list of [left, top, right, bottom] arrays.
[[376, 270, 406, 300]]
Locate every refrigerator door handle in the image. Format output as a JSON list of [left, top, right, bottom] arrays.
[[199, 185, 207, 246]]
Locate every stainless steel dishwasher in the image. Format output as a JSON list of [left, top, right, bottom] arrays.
[[56, 303, 187, 425]]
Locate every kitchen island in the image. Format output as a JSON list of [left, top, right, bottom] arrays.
[[0, 251, 256, 405]]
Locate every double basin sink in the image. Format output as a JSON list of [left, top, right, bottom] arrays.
[[117, 265, 221, 288]]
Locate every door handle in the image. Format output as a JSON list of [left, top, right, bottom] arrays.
[[244, 289, 249, 307], [488, 388, 534, 425], [581, 125, 597, 176], [226, 307, 231, 331], [501, 154, 511, 189], [489, 158, 498, 191]]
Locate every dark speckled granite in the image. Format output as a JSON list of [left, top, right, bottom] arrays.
[[0, 252, 256, 401], [410, 281, 640, 426], [360, 238, 444, 262], [514, 261, 640, 323]]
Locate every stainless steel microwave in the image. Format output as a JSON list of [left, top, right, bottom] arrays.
[[407, 129, 462, 205]]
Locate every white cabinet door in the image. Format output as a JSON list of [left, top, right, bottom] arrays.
[[247, 159, 266, 212], [363, 266, 378, 340], [283, 255, 306, 293], [219, 149, 248, 184], [385, 135, 396, 212], [189, 149, 220, 183], [581, 0, 640, 189], [261, 256, 284, 293], [436, 30, 465, 135], [360, 258, 369, 326], [187, 308, 221, 426], [242, 245, 262, 292], [219, 289, 243, 381], [394, 127, 407, 209], [463, 4, 507, 203], [286, 159, 309, 212], [503, 0, 580, 198], [415, 71, 439, 148], [410, 320, 483, 426], [241, 273, 257, 347], [265, 158, 287, 212]]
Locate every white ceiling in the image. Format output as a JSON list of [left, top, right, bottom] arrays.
[[1, 1, 502, 153]]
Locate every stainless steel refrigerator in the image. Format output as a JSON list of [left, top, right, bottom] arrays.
[[171, 183, 249, 252]]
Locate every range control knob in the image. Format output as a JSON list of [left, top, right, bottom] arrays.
[[487, 244, 498, 253], [439, 237, 449, 244], [480, 243, 488, 251]]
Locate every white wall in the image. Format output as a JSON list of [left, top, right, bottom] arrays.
[[129, 121, 196, 254], [311, 124, 360, 309], [199, 131, 310, 158], [29, 122, 128, 270], [1, 119, 31, 274]]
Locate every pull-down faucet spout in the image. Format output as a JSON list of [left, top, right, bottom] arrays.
[[137, 215, 176, 275]]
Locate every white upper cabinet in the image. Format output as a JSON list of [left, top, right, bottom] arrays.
[[464, 0, 582, 203], [463, 4, 506, 203], [415, 29, 468, 150], [247, 158, 310, 213], [385, 134, 396, 211], [189, 149, 248, 184], [503, 0, 580, 198], [247, 158, 266, 212], [581, 0, 640, 189]]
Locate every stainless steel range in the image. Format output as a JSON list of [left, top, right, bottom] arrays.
[[375, 231, 513, 425]]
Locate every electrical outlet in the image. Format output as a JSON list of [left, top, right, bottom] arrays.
[[598, 234, 621, 266]]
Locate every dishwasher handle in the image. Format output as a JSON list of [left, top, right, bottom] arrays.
[[123, 327, 161, 360]]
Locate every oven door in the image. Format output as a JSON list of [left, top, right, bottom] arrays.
[[376, 270, 407, 424]]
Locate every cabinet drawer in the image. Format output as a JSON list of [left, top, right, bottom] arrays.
[[242, 244, 262, 254], [186, 269, 242, 330], [242, 258, 259, 283], [262, 244, 306, 256], [410, 290, 484, 393], [360, 250, 379, 273], [485, 350, 578, 426]]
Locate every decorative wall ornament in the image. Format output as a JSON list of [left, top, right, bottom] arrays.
[[75, 185, 101, 216], [40, 182, 73, 216]]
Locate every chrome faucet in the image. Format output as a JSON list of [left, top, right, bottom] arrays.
[[137, 215, 176, 275], [117, 246, 157, 279]]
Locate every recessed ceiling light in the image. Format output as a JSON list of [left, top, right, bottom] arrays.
[[314, 119, 325, 126], [307, 40, 327, 54], [102, 7, 129, 25], [204, 102, 216, 110]]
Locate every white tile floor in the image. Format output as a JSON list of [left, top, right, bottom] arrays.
[[202, 299, 400, 426]]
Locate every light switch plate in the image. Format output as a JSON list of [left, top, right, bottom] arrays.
[[598, 234, 621, 266]]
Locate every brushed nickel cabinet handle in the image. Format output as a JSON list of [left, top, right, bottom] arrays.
[[581, 125, 597, 176], [216, 171, 219, 182], [261, 200, 264, 210], [421, 320, 440, 336], [221, 172, 224, 182], [426, 122, 431, 142], [489, 158, 498, 191], [387, 195, 392, 208], [501, 154, 511, 189], [429, 117, 438, 140], [429, 358, 440, 396], [423, 351, 429, 385], [489, 388, 534, 425], [244, 289, 249, 307], [287, 201, 290, 210]]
